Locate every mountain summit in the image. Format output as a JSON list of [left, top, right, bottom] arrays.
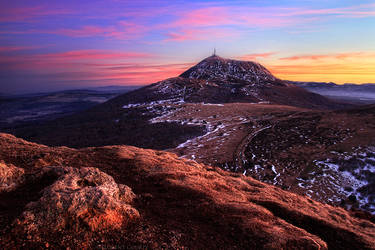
[[180, 55, 276, 84], [126, 54, 341, 107]]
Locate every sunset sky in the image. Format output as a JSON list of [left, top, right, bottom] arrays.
[[1, 0, 375, 94]]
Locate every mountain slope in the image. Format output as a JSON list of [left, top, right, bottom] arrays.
[[3, 55, 351, 149], [104, 55, 346, 109], [0, 133, 374, 249]]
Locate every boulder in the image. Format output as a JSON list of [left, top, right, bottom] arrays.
[[14, 166, 139, 242], [0, 161, 24, 193]]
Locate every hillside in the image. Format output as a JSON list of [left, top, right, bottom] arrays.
[[0, 133, 374, 249], [0, 86, 139, 129], [3, 55, 350, 149]]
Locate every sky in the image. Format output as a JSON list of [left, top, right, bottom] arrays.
[[0, 0, 375, 94]]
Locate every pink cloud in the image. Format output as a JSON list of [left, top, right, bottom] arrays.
[[0, 50, 155, 72], [0, 45, 192, 85], [165, 6, 309, 30], [157, 6, 307, 41], [162, 3, 375, 39], [102, 63, 191, 84], [1, 61, 192, 85], [105, 62, 194, 72], [55, 26, 110, 38], [170, 7, 234, 27], [239, 52, 277, 61], [0, 6, 74, 23], [0, 46, 40, 52], [37, 50, 153, 61], [106, 21, 148, 39], [164, 27, 239, 42], [1, 21, 148, 40], [2, 3, 373, 45], [1, 49, 152, 62]]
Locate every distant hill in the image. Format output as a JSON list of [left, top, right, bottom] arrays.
[[289, 81, 375, 104], [0, 86, 140, 127], [87, 85, 140, 93]]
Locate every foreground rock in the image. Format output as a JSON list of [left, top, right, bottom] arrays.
[[0, 133, 374, 249], [13, 166, 139, 245], [0, 161, 24, 193]]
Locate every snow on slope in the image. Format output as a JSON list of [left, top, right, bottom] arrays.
[[296, 147, 375, 214], [180, 55, 276, 83]]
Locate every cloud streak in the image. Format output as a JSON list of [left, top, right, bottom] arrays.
[[0, 49, 155, 73], [51, 21, 148, 39], [2, 3, 374, 41], [0, 5, 75, 23], [239, 52, 277, 61], [280, 52, 375, 61], [278, 4, 375, 18], [0, 46, 40, 52], [164, 27, 239, 42]]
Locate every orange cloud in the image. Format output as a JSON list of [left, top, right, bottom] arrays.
[[0, 48, 191, 85], [11, 62, 193, 86], [268, 51, 375, 83], [0, 50, 155, 73], [280, 52, 375, 61], [84, 62, 194, 84], [268, 59, 375, 84], [104, 63, 194, 72]]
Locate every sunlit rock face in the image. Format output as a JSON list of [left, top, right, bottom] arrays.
[[13, 166, 139, 242], [0, 162, 25, 193], [0, 133, 374, 249]]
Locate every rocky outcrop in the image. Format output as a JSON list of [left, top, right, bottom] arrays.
[[0, 161, 24, 193], [0, 133, 374, 249], [13, 166, 139, 244]]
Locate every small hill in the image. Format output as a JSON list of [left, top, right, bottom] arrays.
[[104, 55, 346, 109]]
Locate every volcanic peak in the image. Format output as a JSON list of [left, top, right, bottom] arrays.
[[180, 55, 277, 83]]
